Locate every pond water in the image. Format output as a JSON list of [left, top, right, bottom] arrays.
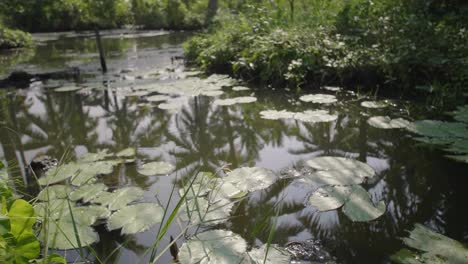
[[0, 31, 467, 264]]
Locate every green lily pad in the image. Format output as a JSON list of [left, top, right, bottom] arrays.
[[308, 185, 352, 211], [407, 120, 468, 139], [294, 110, 338, 123], [232, 86, 250, 91], [259, 110, 295, 120], [214, 96, 257, 106], [125, 91, 150, 97], [107, 203, 164, 235], [299, 94, 337, 104], [181, 197, 233, 225], [158, 101, 183, 110], [39, 216, 99, 250], [308, 169, 367, 186], [248, 244, 291, 264], [138, 161, 175, 176], [178, 230, 249, 264], [54, 86, 82, 92], [70, 161, 119, 186], [201, 90, 224, 97], [367, 116, 410, 129], [38, 162, 80, 186], [37, 185, 72, 201], [306, 156, 375, 178], [91, 187, 144, 211], [391, 224, 468, 264], [322, 86, 342, 92], [78, 149, 112, 162], [342, 185, 386, 222], [69, 183, 108, 203], [146, 94, 171, 102], [225, 167, 278, 193], [116, 148, 136, 158], [34, 199, 75, 220], [361, 101, 388, 108], [451, 105, 468, 123], [65, 205, 111, 225]]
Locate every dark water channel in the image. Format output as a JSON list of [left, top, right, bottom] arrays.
[[0, 31, 467, 264]]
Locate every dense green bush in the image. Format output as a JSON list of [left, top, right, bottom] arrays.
[[185, 0, 468, 99], [0, 27, 32, 49]]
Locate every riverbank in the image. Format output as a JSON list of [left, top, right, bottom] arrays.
[[184, 1, 468, 106]]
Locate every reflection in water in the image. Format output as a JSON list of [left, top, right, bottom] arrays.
[[0, 32, 467, 264]]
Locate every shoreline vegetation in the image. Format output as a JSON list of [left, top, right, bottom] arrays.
[[184, 0, 467, 106]]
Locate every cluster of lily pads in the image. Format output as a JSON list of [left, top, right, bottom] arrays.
[[302, 156, 386, 222], [406, 105, 468, 163], [34, 148, 176, 250], [260, 109, 338, 123]]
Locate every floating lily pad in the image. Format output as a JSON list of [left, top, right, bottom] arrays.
[[451, 105, 468, 123], [69, 183, 107, 203], [232, 86, 250, 91], [299, 94, 337, 104], [107, 203, 164, 235], [322, 86, 342, 92], [54, 86, 82, 92], [201, 90, 224, 97], [294, 110, 338, 123], [137, 161, 175, 176], [91, 187, 144, 211], [367, 116, 410, 129], [306, 156, 375, 178], [116, 148, 136, 158], [259, 110, 295, 120], [342, 185, 386, 222], [225, 167, 278, 193], [214, 96, 257, 106], [70, 161, 119, 186], [146, 94, 171, 102], [308, 169, 368, 186], [178, 230, 248, 264], [37, 185, 72, 201], [361, 101, 388, 109], [39, 216, 99, 250], [181, 197, 233, 225], [391, 224, 468, 264], [158, 101, 183, 110], [125, 91, 150, 97], [308, 185, 352, 211], [407, 120, 468, 140], [67, 205, 111, 225], [38, 163, 80, 185], [78, 150, 112, 162]]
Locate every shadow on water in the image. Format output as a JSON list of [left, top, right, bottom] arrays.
[[0, 30, 467, 263]]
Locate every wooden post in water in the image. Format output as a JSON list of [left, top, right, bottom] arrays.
[[95, 28, 107, 73]]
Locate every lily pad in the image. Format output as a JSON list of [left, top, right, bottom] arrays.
[[248, 244, 291, 264], [38, 163, 80, 186], [69, 183, 107, 203], [107, 203, 164, 235], [39, 216, 99, 250], [259, 110, 295, 120], [294, 110, 338, 123], [306, 156, 375, 178], [299, 94, 337, 104], [406, 120, 468, 140], [224, 167, 278, 193], [322, 86, 342, 92], [158, 101, 183, 110], [361, 101, 388, 109], [37, 185, 72, 201], [367, 116, 410, 129], [91, 187, 145, 211], [137, 161, 175, 176], [214, 96, 257, 106], [232, 86, 250, 91], [66, 205, 111, 225], [391, 224, 468, 264], [307, 169, 368, 186], [201, 90, 224, 97], [116, 148, 136, 158], [308, 185, 352, 211], [78, 150, 112, 162], [342, 185, 386, 222], [178, 230, 249, 264], [54, 86, 82, 92], [125, 91, 150, 97], [146, 94, 171, 102], [451, 105, 468, 123], [181, 197, 233, 225], [70, 160, 119, 186]]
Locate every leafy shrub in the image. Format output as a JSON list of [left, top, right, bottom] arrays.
[[0, 27, 32, 49]]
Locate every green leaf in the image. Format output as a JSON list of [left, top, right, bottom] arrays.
[[91, 187, 144, 211], [214, 96, 257, 106], [308, 185, 352, 211], [0, 213, 9, 235], [8, 199, 36, 238], [116, 148, 136, 158], [342, 185, 386, 222], [178, 230, 249, 264], [248, 244, 290, 264], [360, 101, 388, 108], [306, 156, 375, 178], [69, 183, 107, 203], [137, 161, 175, 176], [107, 203, 164, 235], [36, 185, 72, 201], [299, 94, 337, 104], [367, 116, 410, 129], [224, 167, 278, 193], [14, 231, 40, 264], [30, 253, 67, 264]]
